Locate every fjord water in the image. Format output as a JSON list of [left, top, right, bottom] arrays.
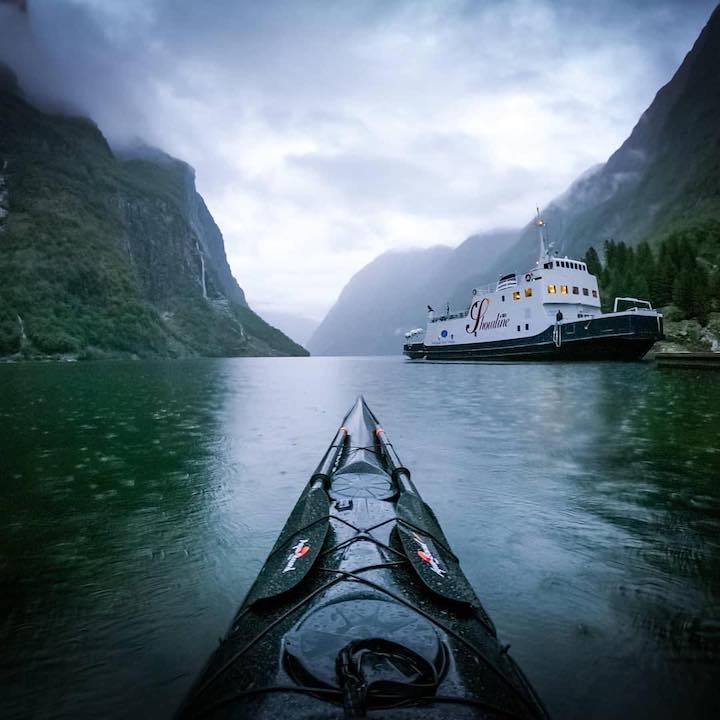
[[1, 357, 719, 719]]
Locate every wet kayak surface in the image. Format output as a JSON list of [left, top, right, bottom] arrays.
[[1, 356, 719, 719]]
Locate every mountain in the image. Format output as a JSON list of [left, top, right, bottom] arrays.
[[0, 70, 307, 359], [478, 2, 720, 288], [307, 227, 518, 356], [310, 3, 720, 356], [259, 311, 319, 348]]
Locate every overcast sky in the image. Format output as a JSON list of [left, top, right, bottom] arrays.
[[1, 0, 717, 319]]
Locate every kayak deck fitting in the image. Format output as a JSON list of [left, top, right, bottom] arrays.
[[177, 397, 549, 719]]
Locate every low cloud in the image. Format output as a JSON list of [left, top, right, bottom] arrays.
[[0, 0, 715, 318]]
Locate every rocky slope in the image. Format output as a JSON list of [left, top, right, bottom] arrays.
[[311, 3, 720, 356], [0, 70, 307, 359]]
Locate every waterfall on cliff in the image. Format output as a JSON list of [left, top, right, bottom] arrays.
[[196, 241, 207, 299], [16, 314, 26, 344]]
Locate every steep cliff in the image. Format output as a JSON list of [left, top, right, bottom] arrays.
[[0, 75, 307, 358]]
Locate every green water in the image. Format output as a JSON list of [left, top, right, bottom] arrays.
[[1, 357, 719, 719]]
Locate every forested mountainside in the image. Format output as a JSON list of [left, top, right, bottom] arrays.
[[311, 3, 720, 356], [307, 229, 516, 356], [0, 67, 307, 359]]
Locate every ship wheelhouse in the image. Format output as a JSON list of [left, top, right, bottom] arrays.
[[535, 257, 601, 321]]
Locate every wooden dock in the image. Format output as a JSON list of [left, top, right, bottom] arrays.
[[655, 352, 720, 369]]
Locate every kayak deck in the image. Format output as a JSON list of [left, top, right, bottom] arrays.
[[177, 398, 549, 719]]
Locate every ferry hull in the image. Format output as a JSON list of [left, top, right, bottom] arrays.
[[404, 313, 663, 362]]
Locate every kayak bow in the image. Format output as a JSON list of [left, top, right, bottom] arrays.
[[177, 397, 549, 719]]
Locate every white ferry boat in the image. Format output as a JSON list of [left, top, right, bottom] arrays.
[[403, 215, 664, 361]]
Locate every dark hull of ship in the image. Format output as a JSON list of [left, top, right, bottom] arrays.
[[404, 313, 663, 362]]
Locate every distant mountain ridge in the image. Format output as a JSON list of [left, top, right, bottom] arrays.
[[259, 310, 319, 347], [0, 68, 307, 358], [310, 3, 720, 356], [307, 230, 515, 356]]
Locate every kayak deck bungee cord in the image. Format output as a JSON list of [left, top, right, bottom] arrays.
[[177, 397, 550, 719]]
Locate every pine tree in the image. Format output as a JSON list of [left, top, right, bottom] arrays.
[[634, 275, 650, 302], [672, 265, 695, 317], [635, 241, 655, 295], [652, 241, 675, 307], [709, 270, 720, 312], [584, 246, 602, 277], [693, 264, 709, 325]]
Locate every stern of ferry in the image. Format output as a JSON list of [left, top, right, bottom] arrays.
[[403, 328, 427, 359]]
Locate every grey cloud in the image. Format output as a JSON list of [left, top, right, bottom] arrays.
[[289, 146, 538, 219], [0, 0, 717, 317]]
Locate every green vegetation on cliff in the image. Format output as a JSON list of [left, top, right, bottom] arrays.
[[0, 82, 307, 359], [584, 220, 720, 324]]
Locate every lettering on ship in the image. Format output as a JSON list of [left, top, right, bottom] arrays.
[[465, 298, 510, 337]]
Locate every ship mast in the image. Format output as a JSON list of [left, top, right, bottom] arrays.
[[535, 207, 550, 264]]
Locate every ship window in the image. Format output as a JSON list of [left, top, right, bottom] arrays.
[[524, 287, 532, 298], [583, 287, 589, 296], [501, 295, 505, 302], [549, 262, 553, 269], [592, 289, 598, 298], [513, 291, 521, 300], [517, 325, 521, 331], [548, 284, 556, 294], [572, 286, 579, 294], [560, 284, 568, 294], [525, 323, 529, 330]]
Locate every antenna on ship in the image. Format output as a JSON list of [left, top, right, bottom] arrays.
[[535, 207, 550, 263]]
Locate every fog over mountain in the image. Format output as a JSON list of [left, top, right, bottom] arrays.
[[308, 229, 517, 356], [259, 311, 319, 348], [0, 0, 715, 321]]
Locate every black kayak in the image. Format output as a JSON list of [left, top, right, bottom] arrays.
[[177, 398, 549, 719]]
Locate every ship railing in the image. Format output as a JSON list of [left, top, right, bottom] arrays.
[[429, 309, 469, 323], [613, 297, 653, 312], [472, 282, 498, 296]]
